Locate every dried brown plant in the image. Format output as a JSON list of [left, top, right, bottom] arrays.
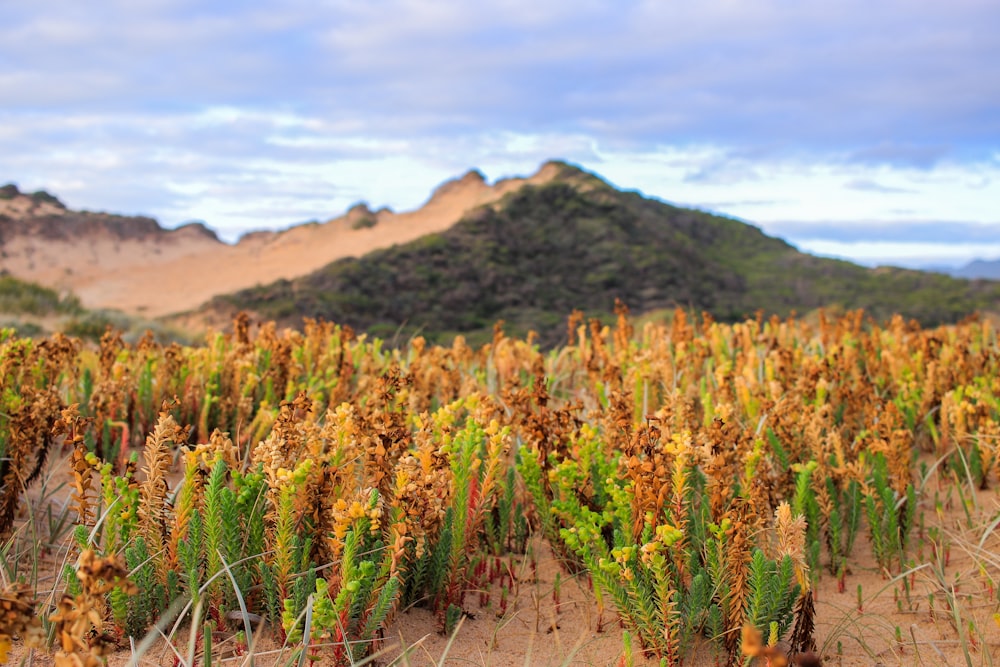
[[0, 382, 70, 536], [50, 550, 137, 667], [138, 411, 189, 574], [0, 584, 45, 662]]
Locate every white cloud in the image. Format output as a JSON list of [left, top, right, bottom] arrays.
[[2, 1, 997, 144]]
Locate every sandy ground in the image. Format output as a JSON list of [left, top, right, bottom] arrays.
[[382, 537, 638, 667], [807, 477, 1000, 667], [0, 164, 563, 318]]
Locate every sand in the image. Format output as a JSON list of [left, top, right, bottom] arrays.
[[0, 164, 564, 318]]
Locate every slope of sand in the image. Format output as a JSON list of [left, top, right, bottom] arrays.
[[0, 163, 564, 317]]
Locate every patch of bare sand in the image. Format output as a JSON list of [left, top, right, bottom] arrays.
[[1, 164, 564, 319], [382, 536, 645, 667], [0, 227, 221, 305], [810, 478, 1000, 667]]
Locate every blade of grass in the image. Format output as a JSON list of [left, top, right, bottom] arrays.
[[217, 551, 257, 662], [186, 597, 204, 667], [296, 593, 315, 667], [434, 614, 466, 667], [947, 585, 974, 667]]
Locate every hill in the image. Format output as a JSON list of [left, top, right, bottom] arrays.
[[210, 163, 1000, 346], [0, 166, 562, 317], [953, 259, 1000, 280]]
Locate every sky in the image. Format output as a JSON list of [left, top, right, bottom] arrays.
[[1, 0, 998, 268]]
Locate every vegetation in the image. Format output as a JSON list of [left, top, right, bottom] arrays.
[[0, 183, 64, 207], [1, 308, 999, 665], [0, 274, 195, 343], [0, 274, 81, 316], [214, 168, 1000, 346]]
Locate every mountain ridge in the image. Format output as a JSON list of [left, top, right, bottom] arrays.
[[0, 163, 567, 316], [209, 172, 1000, 346], [4, 165, 999, 344]]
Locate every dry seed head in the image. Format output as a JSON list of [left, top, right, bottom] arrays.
[[69, 439, 98, 526], [741, 623, 763, 657], [138, 413, 187, 559], [773, 502, 809, 591], [252, 432, 288, 488], [74, 549, 137, 598], [205, 428, 239, 470]]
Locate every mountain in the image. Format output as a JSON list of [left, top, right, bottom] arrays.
[[0, 166, 561, 317], [953, 259, 1000, 280], [209, 163, 1000, 346]]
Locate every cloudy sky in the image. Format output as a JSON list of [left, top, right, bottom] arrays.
[[2, 0, 998, 268]]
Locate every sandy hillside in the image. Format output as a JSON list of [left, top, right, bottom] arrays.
[[0, 164, 564, 318]]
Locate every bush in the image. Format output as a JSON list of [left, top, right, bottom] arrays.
[[0, 276, 82, 315]]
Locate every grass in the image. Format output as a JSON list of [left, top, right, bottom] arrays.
[[5, 470, 998, 667]]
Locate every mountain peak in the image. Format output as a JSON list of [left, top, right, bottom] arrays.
[[535, 160, 608, 189], [215, 177, 1000, 346], [953, 258, 1000, 280], [425, 169, 491, 207], [345, 202, 378, 229], [347, 201, 373, 215], [461, 168, 487, 183], [174, 220, 221, 242]]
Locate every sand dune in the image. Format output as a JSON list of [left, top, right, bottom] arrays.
[[0, 163, 563, 317]]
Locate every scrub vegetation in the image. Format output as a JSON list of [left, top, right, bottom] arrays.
[[2, 307, 1000, 665]]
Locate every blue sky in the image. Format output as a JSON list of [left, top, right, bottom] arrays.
[[1, 0, 998, 267]]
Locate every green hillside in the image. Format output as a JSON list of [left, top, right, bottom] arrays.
[[212, 163, 1000, 346]]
